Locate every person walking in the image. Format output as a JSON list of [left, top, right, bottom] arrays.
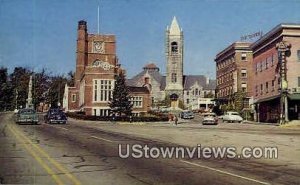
[[174, 115, 178, 126]]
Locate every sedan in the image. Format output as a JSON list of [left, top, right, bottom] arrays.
[[44, 108, 67, 124], [222, 111, 243, 123], [202, 113, 218, 125], [15, 108, 39, 125]]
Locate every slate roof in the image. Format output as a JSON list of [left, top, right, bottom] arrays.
[[183, 75, 216, 90], [126, 69, 166, 91], [127, 66, 216, 92]]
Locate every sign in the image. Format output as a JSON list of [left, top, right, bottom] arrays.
[[241, 31, 263, 41]]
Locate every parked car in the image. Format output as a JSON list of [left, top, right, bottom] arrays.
[[180, 110, 195, 119], [15, 108, 39, 125], [222, 111, 243, 123], [44, 108, 67, 124], [202, 113, 218, 125]]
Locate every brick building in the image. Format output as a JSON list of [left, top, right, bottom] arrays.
[[251, 24, 300, 122], [215, 42, 253, 110], [63, 20, 150, 116]]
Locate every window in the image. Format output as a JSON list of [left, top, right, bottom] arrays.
[[131, 96, 143, 108], [297, 50, 300, 62], [93, 79, 114, 102], [241, 53, 247, 60], [255, 85, 258, 96], [186, 99, 189, 104], [241, 69, 247, 77], [241, 83, 247, 92], [298, 77, 300, 87], [72, 94, 76, 102], [260, 84, 263, 95], [171, 73, 177, 83], [266, 82, 269, 93], [195, 88, 198, 95], [187, 91, 189, 95], [171, 42, 178, 53], [265, 58, 269, 69], [272, 80, 275, 91]]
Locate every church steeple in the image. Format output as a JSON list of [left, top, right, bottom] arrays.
[[169, 16, 181, 35], [165, 16, 184, 100]]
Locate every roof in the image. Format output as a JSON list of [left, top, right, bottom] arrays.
[[169, 16, 181, 35], [128, 86, 150, 94], [251, 23, 300, 50], [127, 68, 166, 91], [183, 75, 215, 90], [143, 63, 159, 70], [215, 42, 252, 62]]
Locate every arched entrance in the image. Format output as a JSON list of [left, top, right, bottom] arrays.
[[170, 93, 179, 108]]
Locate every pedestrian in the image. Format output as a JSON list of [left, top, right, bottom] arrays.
[[174, 115, 178, 126]]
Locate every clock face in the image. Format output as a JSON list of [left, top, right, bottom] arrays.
[[93, 41, 105, 53]]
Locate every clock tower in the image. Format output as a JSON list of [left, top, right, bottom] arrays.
[[165, 16, 184, 99]]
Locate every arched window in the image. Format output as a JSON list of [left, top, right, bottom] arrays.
[[171, 73, 177, 83], [171, 42, 178, 53]]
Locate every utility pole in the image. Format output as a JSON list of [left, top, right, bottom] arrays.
[[276, 41, 291, 125]]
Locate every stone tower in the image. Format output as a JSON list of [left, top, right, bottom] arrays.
[[165, 16, 184, 99]]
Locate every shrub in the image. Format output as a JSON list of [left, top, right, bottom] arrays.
[[66, 112, 168, 122]]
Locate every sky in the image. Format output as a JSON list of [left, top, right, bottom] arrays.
[[0, 0, 299, 79]]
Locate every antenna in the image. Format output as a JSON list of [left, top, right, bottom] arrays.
[[97, 5, 100, 34]]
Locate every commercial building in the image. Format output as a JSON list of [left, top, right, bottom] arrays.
[[215, 42, 253, 111], [251, 24, 300, 122]]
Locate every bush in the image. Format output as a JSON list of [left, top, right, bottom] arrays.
[[66, 112, 168, 122]]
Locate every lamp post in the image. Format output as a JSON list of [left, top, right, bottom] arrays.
[[276, 41, 291, 125]]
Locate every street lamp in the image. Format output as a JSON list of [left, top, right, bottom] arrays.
[[276, 41, 291, 125]]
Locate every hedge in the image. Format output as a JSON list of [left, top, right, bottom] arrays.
[[66, 112, 168, 122]]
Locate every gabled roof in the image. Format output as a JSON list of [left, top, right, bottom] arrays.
[[126, 69, 166, 91], [183, 75, 216, 90]]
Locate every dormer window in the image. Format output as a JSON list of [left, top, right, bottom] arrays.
[[171, 42, 178, 53]]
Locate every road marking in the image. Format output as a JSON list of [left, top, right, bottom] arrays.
[[180, 160, 270, 185], [90, 135, 114, 143], [9, 124, 82, 185], [8, 126, 64, 185]]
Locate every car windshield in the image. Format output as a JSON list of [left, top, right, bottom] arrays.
[[231, 112, 239, 115], [19, 109, 35, 114]]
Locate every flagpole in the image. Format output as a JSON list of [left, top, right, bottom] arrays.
[[97, 5, 100, 34]]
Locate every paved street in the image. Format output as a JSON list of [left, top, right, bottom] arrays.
[[0, 112, 300, 185]]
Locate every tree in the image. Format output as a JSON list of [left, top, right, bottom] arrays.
[[109, 72, 132, 116], [33, 68, 51, 109], [0, 67, 13, 111], [10, 67, 32, 109], [47, 75, 67, 107]]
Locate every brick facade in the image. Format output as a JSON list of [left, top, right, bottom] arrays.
[[251, 24, 300, 122], [63, 20, 150, 116]]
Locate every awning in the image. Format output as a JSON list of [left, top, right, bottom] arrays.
[[288, 93, 300, 100], [254, 95, 280, 104]]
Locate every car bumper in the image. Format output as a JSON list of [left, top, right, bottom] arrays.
[[49, 120, 66, 124], [202, 121, 218, 125], [16, 119, 38, 123]]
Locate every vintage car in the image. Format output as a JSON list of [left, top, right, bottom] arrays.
[[202, 113, 218, 125], [222, 111, 243, 123], [44, 108, 67, 124], [15, 108, 39, 124], [180, 110, 195, 119]]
